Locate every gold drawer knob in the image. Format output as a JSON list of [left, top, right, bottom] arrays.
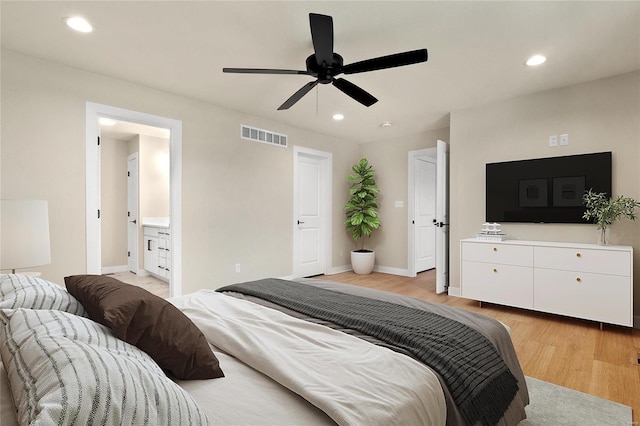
[[576, 277, 582, 283], [493, 268, 498, 273], [576, 252, 581, 258], [493, 247, 497, 252]]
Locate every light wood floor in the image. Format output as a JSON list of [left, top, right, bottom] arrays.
[[318, 270, 640, 422], [108, 271, 170, 298]]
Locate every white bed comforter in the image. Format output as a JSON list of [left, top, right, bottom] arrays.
[[172, 290, 447, 426]]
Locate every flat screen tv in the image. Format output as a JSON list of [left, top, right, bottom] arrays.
[[486, 152, 612, 223]]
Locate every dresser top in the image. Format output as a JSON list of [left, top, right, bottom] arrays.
[[142, 217, 170, 228], [461, 238, 633, 252]]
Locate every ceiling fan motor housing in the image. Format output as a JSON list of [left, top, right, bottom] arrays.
[[306, 53, 344, 84]]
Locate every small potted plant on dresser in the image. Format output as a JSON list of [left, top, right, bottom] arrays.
[[344, 158, 381, 274], [582, 189, 640, 244]]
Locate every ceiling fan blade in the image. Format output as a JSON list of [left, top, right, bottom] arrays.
[[223, 67, 312, 75], [342, 49, 428, 75], [332, 78, 378, 107], [278, 80, 319, 110], [309, 13, 334, 66]]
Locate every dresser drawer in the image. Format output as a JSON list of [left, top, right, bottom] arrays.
[[534, 246, 631, 276], [534, 268, 632, 326], [462, 242, 533, 267], [461, 261, 533, 309]]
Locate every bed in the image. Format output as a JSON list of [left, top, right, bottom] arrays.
[[0, 273, 529, 425]]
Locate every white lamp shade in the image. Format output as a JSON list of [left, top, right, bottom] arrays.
[[1, 200, 51, 271]]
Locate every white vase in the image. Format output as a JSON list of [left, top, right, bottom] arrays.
[[351, 250, 375, 274]]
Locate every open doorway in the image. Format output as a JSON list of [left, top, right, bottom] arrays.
[[99, 119, 171, 296], [407, 140, 449, 293], [86, 103, 183, 296]]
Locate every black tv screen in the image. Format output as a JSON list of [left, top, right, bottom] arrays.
[[486, 152, 612, 223]]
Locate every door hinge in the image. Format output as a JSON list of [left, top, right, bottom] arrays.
[[128, 171, 130, 177], [127, 251, 130, 257], [97, 136, 100, 146], [128, 211, 130, 217], [97, 209, 101, 219]]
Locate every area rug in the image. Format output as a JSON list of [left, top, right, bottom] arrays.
[[521, 376, 632, 425]]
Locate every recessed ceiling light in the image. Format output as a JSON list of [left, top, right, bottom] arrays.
[[380, 121, 392, 127], [525, 55, 547, 66], [99, 117, 117, 126], [64, 16, 93, 33], [332, 113, 344, 121]]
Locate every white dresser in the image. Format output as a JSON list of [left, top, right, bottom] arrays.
[[460, 239, 633, 327]]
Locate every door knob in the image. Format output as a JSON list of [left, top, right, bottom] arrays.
[[297, 220, 305, 225], [129, 219, 137, 224]]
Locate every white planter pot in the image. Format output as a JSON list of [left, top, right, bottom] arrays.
[[351, 250, 375, 275]]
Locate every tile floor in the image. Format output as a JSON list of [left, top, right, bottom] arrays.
[[108, 271, 170, 298]]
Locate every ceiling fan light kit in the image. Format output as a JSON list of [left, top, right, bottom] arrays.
[[223, 13, 428, 110]]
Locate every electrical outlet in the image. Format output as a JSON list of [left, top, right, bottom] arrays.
[[560, 134, 569, 145], [235, 263, 241, 273], [548, 135, 558, 147]]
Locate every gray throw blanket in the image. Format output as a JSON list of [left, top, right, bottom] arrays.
[[218, 279, 519, 426]]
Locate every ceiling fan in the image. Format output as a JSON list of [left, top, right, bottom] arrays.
[[222, 13, 428, 110]]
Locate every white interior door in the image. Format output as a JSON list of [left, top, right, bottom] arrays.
[[435, 140, 450, 294], [127, 153, 139, 273], [415, 157, 436, 272], [293, 147, 332, 278], [296, 155, 324, 277]]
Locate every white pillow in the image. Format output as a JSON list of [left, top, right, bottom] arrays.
[[0, 274, 86, 316], [0, 308, 211, 425], [0, 363, 18, 426]]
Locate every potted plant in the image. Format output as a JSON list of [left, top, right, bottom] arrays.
[[582, 189, 640, 244], [344, 158, 381, 274]]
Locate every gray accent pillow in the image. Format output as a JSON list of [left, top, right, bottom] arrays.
[[0, 308, 212, 425]]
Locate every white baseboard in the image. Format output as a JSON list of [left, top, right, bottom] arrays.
[[101, 266, 152, 277], [326, 265, 352, 275], [278, 274, 296, 280], [288, 264, 410, 278], [447, 286, 461, 297], [373, 265, 410, 277], [327, 264, 411, 277], [101, 265, 128, 275]]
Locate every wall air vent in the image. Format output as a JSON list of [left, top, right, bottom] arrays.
[[241, 125, 287, 148]]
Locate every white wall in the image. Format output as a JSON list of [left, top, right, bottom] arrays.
[[449, 71, 640, 323], [0, 50, 358, 293], [100, 136, 128, 268], [139, 135, 170, 220]]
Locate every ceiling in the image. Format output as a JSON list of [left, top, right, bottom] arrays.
[[2, 1, 639, 143]]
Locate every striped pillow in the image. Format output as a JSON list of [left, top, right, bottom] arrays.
[[0, 274, 86, 316], [0, 309, 212, 426]]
